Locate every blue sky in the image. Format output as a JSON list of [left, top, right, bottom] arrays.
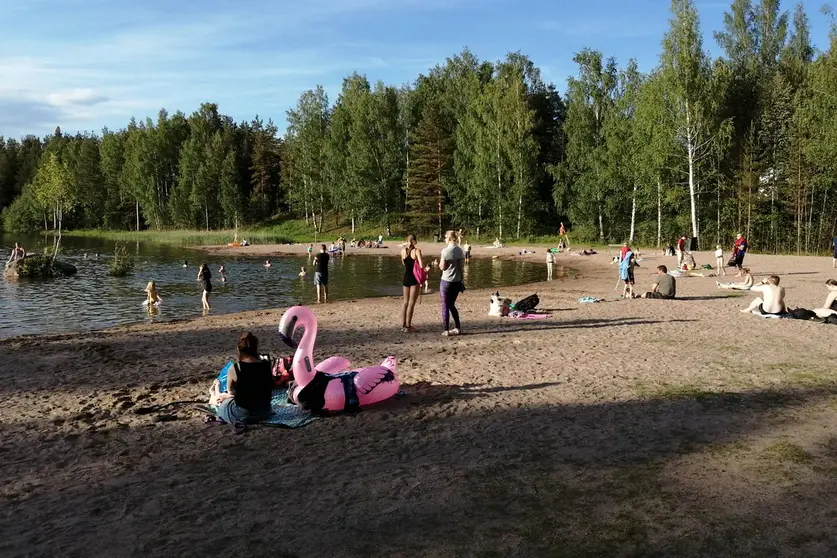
[[0, 0, 832, 138]]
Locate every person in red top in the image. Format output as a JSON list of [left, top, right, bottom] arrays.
[[620, 242, 630, 261], [732, 234, 748, 276]]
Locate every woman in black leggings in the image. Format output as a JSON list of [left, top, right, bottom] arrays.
[[438, 230, 465, 337]]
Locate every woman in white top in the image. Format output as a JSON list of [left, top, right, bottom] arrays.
[[546, 250, 555, 280], [714, 245, 726, 276]]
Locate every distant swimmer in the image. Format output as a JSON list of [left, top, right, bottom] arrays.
[[219, 264, 227, 282], [299, 266, 307, 277], [182, 260, 188, 268], [264, 259, 272, 268]]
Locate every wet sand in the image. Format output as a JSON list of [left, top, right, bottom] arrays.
[[3, 245, 837, 557]]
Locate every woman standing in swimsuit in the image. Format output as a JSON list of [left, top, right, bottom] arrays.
[[198, 263, 212, 311], [400, 234, 424, 332]]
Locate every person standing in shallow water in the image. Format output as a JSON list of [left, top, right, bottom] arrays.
[[198, 263, 212, 311], [439, 230, 465, 337], [400, 234, 424, 332], [313, 244, 329, 303]]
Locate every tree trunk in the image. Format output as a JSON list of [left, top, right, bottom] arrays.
[[686, 110, 699, 244], [629, 183, 637, 244], [351, 210, 355, 234], [136, 200, 140, 231], [598, 206, 604, 243], [517, 195, 523, 239], [657, 177, 662, 248]]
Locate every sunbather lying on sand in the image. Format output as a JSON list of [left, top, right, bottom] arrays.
[[717, 269, 754, 290]]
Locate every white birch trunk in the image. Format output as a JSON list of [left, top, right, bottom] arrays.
[[656, 177, 662, 248], [629, 183, 637, 244]]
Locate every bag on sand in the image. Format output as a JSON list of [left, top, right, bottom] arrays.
[[788, 308, 817, 321], [824, 314, 837, 325], [512, 294, 539, 313], [413, 259, 427, 284]]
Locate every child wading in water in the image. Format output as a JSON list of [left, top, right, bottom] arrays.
[[143, 281, 162, 308]]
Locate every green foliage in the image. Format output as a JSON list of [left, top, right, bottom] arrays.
[[14, 255, 75, 278], [4, 6, 837, 253], [108, 243, 134, 277]]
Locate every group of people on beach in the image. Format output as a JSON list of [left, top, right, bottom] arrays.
[[400, 230, 465, 336]]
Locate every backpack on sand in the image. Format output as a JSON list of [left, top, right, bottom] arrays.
[[512, 294, 539, 313], [788, 308, 817, 321]]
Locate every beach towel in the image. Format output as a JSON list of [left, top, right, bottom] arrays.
[[751, 310, 788, 319], [578, 296, 602, 303], [508, 311, 551, 319], [214, 361, 320, 428]]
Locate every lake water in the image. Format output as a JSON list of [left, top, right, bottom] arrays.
[[0, 234, 557, 338]]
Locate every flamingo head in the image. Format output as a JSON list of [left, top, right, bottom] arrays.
[[278, 305, 317, 349]]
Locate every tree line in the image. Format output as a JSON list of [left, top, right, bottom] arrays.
[[1, 0, 836, 253]]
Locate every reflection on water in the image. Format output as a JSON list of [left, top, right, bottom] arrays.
[[0, 234, 559, 338]]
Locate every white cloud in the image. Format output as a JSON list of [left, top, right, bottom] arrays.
[[0, 0, 469, 136]]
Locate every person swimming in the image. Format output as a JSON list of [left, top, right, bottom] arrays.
[[299, 266, 307, 277], [219, 264, 227, 282], [264, 259, 272, 268], [182, 260, 188, 268]]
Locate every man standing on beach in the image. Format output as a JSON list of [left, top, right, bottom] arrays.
[[314, 244, 329, 303], [559, 222, 570, 248], [733, 234, 748, 276]]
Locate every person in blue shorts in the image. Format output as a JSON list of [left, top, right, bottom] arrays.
[[313, 244, 330, 303]]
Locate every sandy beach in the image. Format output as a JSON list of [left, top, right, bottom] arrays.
[[3, 244, 837, 557]]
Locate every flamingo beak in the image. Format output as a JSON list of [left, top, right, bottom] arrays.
[[278, 315, 299, 349]]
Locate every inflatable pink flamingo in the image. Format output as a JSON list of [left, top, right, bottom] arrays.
[[278, 305, 399, 413]]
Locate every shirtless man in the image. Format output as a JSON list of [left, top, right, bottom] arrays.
[[813, 279, 837, 318], [741, 275, 786, 315]]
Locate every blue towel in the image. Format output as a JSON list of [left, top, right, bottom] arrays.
[[216, 361, 320, 429]]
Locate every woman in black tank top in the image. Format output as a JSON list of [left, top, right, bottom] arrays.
[[215, 332, 274, 424], [401, 234, 424, 332]]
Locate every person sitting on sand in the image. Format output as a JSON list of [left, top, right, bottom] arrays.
[[493, 238, 503, 248], [741, 275, 786, 316], [298, 266, 307, 277], [813, 279, 837, 318], [717, 269, 754, 290], [211, 332, 274, 424], [640, 266, 676, 299], [264, 259, 271, 268], [143, 281, 162, 307], [683, 252, 697, 270]]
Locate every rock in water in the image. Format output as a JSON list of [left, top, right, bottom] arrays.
[[4, 257, 77, 279]]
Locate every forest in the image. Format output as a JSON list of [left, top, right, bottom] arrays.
[[1, 0, 837, 253]]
